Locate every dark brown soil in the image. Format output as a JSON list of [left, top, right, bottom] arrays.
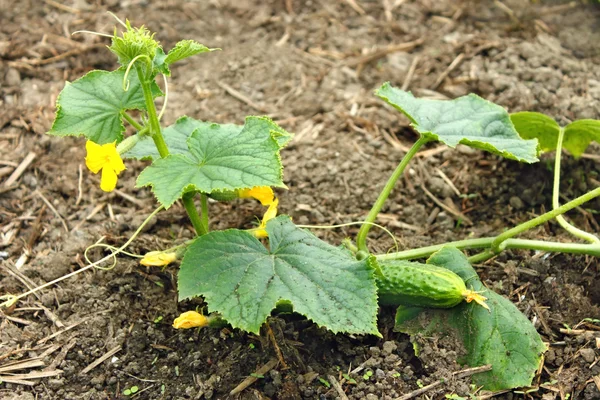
[[1, 0, 600, 399]]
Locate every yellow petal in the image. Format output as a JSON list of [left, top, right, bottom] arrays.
[[464, 290, 490, 311], [85, 141, 105, 173], [238, 186, 274, 206], [250, 198, 279, 238], [100, 167, 118, 192], [108, 148, 126, 174], [252, 228, 268, 238], [173, 311, 209, 329], [140, 251, 178, 267], [263, 197, 279, 222]]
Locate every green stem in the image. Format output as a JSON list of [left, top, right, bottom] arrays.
[[356, 135, 431, 252], [491, 185, 600, 253], [121, 112, 144, 131], [377, 236, 600, 262], [552, 127, 599, 244], [376, 186, 600, 261], [135, 65, 169, 158], [135, 66, 205, 236], [200, 193, 209, 232], [182, 193, 207, 236], [377, 237, 493, 261]]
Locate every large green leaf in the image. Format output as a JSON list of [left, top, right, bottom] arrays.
[[126, 116, 291, 161], [136, 117, 289, 208], [511, 113, 600, 157], [48, 69, 162, 144], [510, 112, 561, 152], [178, 216, 380, 335], [394, 247, 545, 391], [376, 83, 539, 163], [124, 116, 242, 160], [563, 119, 600, 157]]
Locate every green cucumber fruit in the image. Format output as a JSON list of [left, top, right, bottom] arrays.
[[208, 190, 239, 202], [375, 259, 478, 308]]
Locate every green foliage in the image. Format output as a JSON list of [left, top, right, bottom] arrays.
[[123, 386, 139, 396], [110, 20, 160, 66], [178, 216, 379, 335], [376, 83, 539, 163], [136, 117, 290, 208], [394, 247, 546, 391], [510, 111, 561, 152], [511, 111, 600, 157], [153, 40, 218, 77], [125, 116, 290, 161], [48, 69, 162, 144], [318, 378, 331, 388], [563, 119, 600, 157], [165, 40, 216, 65]]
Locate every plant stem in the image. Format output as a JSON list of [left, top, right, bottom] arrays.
[[135, 66, 205, 236], [135, 66, 169, 158], [552, 127, 599, 244], [490, 185, 600, 253], [377, 237, 493, 261], [182, 193, 207, 236], [377, 186, 600, 261], [377, 237, 600, 262], [200, 193, 209, 232], [121, 112, 144, 131], [356, 135, 431, 252]]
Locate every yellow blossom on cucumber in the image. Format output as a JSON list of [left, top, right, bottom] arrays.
[[85, 140, 126, 192], [238, 186, 275, 206], [464, 290, 490, 311], [140, 251, 178, 267], [173, 311, 209, 329], [250, 197, 279, 238]]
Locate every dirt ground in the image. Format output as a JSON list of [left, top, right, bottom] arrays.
[[1, 0, 600, 399]]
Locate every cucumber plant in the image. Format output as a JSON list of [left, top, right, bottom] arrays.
[[3, 15, 600, 392]]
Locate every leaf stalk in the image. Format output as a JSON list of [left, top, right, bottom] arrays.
[[356, 135, 431, 252], [182, 193, 207, 236], [552, 127, 599, 244]]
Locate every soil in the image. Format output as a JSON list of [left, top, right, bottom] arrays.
[[1, 0, 600, 399]]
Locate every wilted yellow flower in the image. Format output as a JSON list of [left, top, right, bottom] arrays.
[[251, 198, 279, 238], [85, 140, 126, 192], [464, 290, 490, 311], [238, 186, 274, 206], [140, 251, 178, 267], [173, 311, 209, 329]]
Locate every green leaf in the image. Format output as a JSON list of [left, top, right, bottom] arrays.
[[510, 112, 561, 152], [510, 112, 600, 157], [125, 116, 242, 160], [563, 119, 600, 157], [178, 216, 380, 335], [394, 247, 545, 391], [48, 69, 162, 144], [136, 116, 289, 208], [164, 40, 217, 65], [153, 47, 170, 76], [376, 83, 539, 163], [125, 116, 292, 161]]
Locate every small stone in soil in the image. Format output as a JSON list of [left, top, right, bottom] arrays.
[[579, 348, 596, 363], [382, 341, 397, 356]]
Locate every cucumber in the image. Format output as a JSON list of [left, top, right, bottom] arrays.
[[208, 189, 239, 202], [375, 259, 480, 308]]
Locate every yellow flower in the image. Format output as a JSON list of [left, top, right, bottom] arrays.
[[251, 198, 279, 238], [173, 311, 209, 329], [238, 186, 274, 206], [140, 251, 178, 267], [85, 141, 126, 192]]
